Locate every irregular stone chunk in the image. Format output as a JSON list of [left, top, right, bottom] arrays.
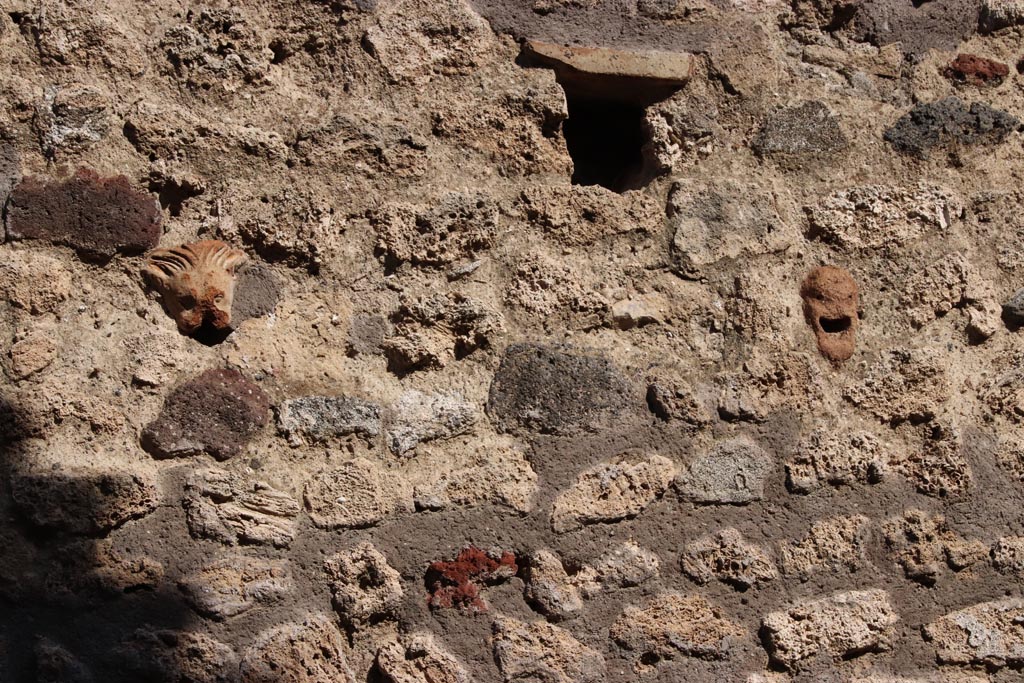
[[142, 369, 270, 461], [303, 458, 411, 529], [159, 9, 269, 89], [35, 638, 93, 683], [373, 192, 499, 268], [806, 184, 963, 251], [852, 0, 981, 54], [853, 675, 988, 683], [680, 528, 777, 590], [844, 348, 949, 423], [752, 101, 847, 158], [184, 467, 301, 548], [33, 83, 111, 159], [924, 599, 1024, 667], [980, 0, 1024, 31], [901, 253, 1000, 338], [486, 343, 635, 436], [882, 510, 987, 585], [325, 542, 403, 626], [413, 442, 537, 513], [801, 266, 858, 364], [786, 428, 885, 493], [387, 390, 478, 456], [115, 629, 240, 683], [8, 333, 58, 381], [779, 515, 871, 579], [240, 615, 356, 683], [1002, 288, 1024, 326], [611, 593, 743, 670], [668, 180, 794, 279], [0, 128, 17, 209], [382, 293, 502, 373], [363, 0, 494, 84], [517, 185, 660, 247], [5, 169, 161, 259], [11, 466, 157, 535], [761, 590, 899, 669], [991, 536, 1024, 574], [645, 374, 712, 428], [376, 633, 469, 683], [577, 542, 660, 594], [523, 549, 584, 619], [231, 264, 281, 326], [0, 251, 72, 315], [676, 438, 772, 505], [492, 616, 606, 683], [179, 556, 293, 620], [277, 395, 382, 445], [944, 54, 1009, 86], [896, 420, 971, 498], [425, 546, 517, 612], [884, 98, 1020, 160], [551, 453, 676, 533], [522, 41, 694, 91], [982, 364, 1024, 423]]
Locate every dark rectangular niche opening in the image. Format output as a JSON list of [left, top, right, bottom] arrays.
[[519, 41, 685, 193]]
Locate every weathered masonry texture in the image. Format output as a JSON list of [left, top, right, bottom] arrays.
[[1, 0, 1024, 681]]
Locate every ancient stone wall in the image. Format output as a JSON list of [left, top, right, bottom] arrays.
[[2, 0, 1024, 681]]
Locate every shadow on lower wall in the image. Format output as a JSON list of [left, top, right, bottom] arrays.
[[0, 395, 198, 683]]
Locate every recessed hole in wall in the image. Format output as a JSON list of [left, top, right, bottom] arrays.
[[518, 43, 683, 193], [563, 95, 647, 192]]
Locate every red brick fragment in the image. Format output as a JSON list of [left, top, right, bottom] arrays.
[[424, 546, 517, 612], [943, 54, 1009, 86], [4, 168, 161, 259]]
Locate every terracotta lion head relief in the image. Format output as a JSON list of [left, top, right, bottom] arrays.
[[143, 240, 247, 336]]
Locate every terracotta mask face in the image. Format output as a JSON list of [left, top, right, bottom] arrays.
[[143, 240, 247, 335], [800, 265, 858, 364]]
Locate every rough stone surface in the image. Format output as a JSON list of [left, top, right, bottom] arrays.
[[325, 541, 403, 626], [183, 467, 301, 548], [551, 453, 676, 532], [523, 549, 584, 619], [376, 633, 469, 683], [680, 527, 777, 589], [11, 466, 158, 535], [779, 515, 872, 579], [491, 616, 606, 683], [786, 428, 885, 493], [303, 458, 411, 529], [676, 438, 772, 505], [844, 348, 950, 424], [239, 615, 356, 683], [884, 98, 1020, 160], [610, 593, 744, 670], [386, 390, 478, 455], [882, 510, 988, 585], [944, 54, 1009, 86], [33, 84, 111, 159], [486, 343, 635, 436], [142, 369, 270, 461], [852, 0, 982, 55], [762, 590, 899, 669], [178, 556, 293, 620], [991, 536, 1024, 574], [276, 395, 382, 445], [752, 101, 847, 158], [4, 169, 161, 258], [924, 599, 1024, 667]]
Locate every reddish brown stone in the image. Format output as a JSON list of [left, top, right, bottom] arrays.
[[943, 53, 1010, 86], [141, 369, 270, 461], [4, 168, 161, 259], [424, 546, 517, 612]]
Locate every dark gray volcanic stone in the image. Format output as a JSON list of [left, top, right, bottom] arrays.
[[231, 264, 281, 327], [884, 97, 1020, 159], [1002, 289, 1024, 325], [142, 369, 270, 460], [10, 469, 158, 535], [5, 168, 161, 259], [0, 128, 17, 214], [852, 0, 981, 55], [752, 101, 848, 158], [486, 343, 635, 435]]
